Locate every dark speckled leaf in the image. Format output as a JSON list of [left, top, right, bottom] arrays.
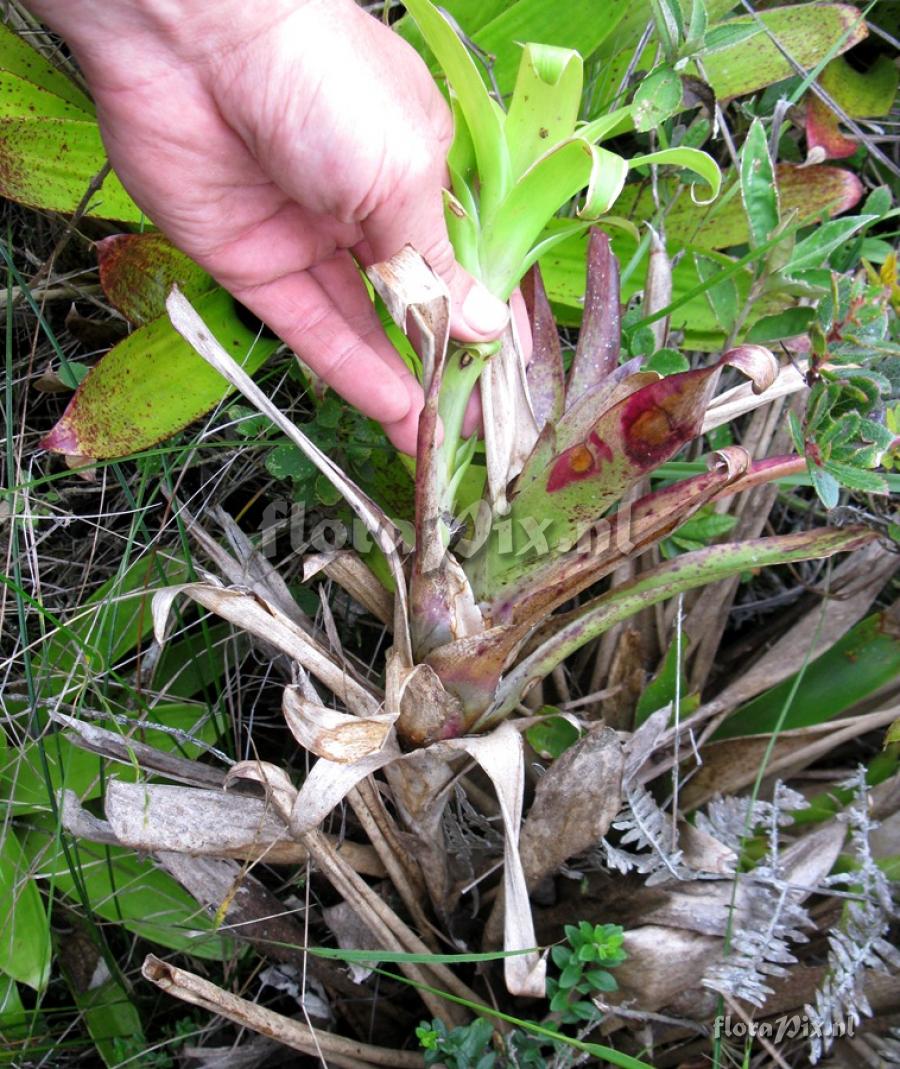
[[0, 21, 93, 113], [42, 288, 279, 459], [697, 3, 867, 101], [0, 117, 141, 221], [97, 234, 215, 325]]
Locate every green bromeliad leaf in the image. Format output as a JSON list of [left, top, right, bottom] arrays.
[[0, 20, 93, 112], [504, 43, 583, 180], [0, 70, 89, 120], [399, 0, 626, 95], [0, 116, 142, 221], [41, 288, 279, 459], [484, 526, 876, 724]]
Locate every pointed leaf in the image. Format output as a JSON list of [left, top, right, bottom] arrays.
[[42, 288, 278, 459], [567, 228, 621, 404], [643, 224, 672, 351], [97, 234, 214, 325], [740, 119, 779, 249]]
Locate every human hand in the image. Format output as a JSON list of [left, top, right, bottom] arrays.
[[28, 0, 511, 453]]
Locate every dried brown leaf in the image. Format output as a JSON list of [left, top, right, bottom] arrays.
[[283, 687, 396, 764], [518, 724, 624, 888]]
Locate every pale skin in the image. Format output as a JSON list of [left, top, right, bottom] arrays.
[[26, 0, 518, 453]]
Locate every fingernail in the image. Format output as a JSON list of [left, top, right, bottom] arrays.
[[462, 284, 508, 336]]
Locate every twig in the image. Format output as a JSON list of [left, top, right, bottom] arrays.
[[142, 955, 424, 1069]]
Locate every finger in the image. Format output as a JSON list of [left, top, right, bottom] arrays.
[[361, 181, 509, 344], [230, 269, 415, 433], [310, 252, 427, 454]]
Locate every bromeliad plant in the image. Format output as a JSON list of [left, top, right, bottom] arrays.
[[150, 0, 878, 997]]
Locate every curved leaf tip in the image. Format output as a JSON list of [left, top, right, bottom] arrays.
[[720, 345, 778, 394]]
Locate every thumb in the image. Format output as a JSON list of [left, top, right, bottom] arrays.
[[362, 185, 509, 343]]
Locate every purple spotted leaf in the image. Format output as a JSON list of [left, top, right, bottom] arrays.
[[471, 345, 776, 597]]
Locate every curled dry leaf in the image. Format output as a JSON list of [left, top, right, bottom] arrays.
[[304, 550, 393, 628], [142, 956, 425, 1069], [50, 711, 227, 791], [290, 712, 544, 997], [59, 789, 120, 845], [702, 357, 805, 435], [283, 687, 396, 765], [102, 779, 383, 875], [480, 314, 540, 511]]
